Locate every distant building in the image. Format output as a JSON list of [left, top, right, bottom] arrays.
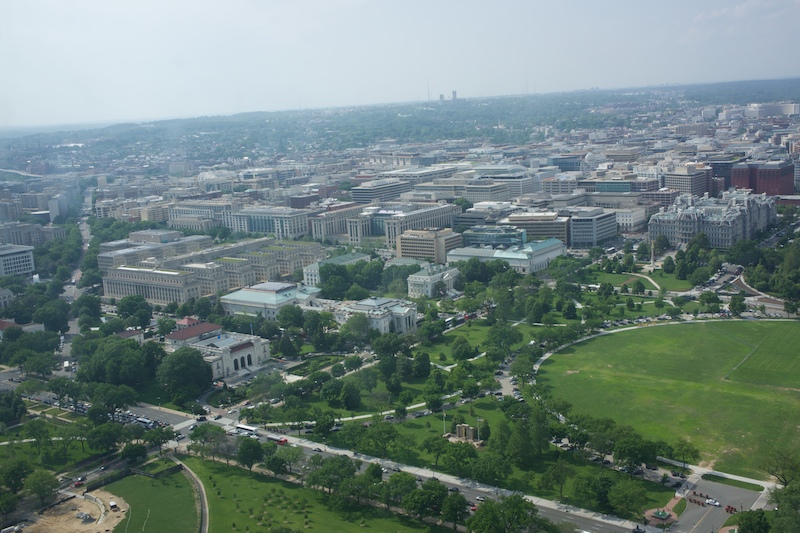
[[396, 228, 463, 264], [462, 226, 526, 247], [102, 265, 202, 306], [303, 253, 371, 287], [731, 160, 795, 196], [0, 244, 35, 276], [663, 165, 712, 196], [219, 282, 321, 319], [498, 212, 570, 245], [647, 190, 776, 248], [562, 207, 618, 248], [447, 238, 566, 275], [331, 297, 417, 334], [350, 179, 413, 203], [407, 264, 460, 298], [224, 206, 312, 239]]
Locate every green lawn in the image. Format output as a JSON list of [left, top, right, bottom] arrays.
[[182, 456, 448, 533], [109, 470, 198, 533], [538, 321, 800, 478], [647, 269, 693, 292]]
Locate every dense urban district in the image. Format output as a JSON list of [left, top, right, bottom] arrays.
[[0, 79, 799, 533]]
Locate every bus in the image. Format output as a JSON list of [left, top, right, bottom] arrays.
[[236, 424, 259, 435], [266, 434, 288, 445]]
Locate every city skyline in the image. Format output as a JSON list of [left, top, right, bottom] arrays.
[[2, 0, 800, 129]]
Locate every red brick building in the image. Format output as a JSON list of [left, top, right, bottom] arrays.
[[731, 160, 795, 196]]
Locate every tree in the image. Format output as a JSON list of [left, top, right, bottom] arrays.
[[88, 423, 123, 451], [121, 442, 147, 463], [117, 294, 152, 329], [91, 383, 138, 418], [563, 301, 577, 320], [276, 445, 304, 473], [761, 449, 800, 487], [538, 458, 575, 500], [737, 509, 770, 533], [662, 255, 675, 274], [729, 293, 747, 316], [443, 441, 477, 477], [237, 436, 265, 471], [771, 482, 800, 533], [0, 459, 33, 494], [24, 419, 50, 456], [24, 469, 58, 504], [156, 347, 212, 405], [420, 435, 448, 468], [0, 492, 18, 520], [673, 437, 700, 469], [144, 426, 177, 455], [451, 336, 476, 361], [441, 492, 469, 531], [277, 305, 304, 329], [608, 478, 647, 519], [471, 452, 512, 486], [23, 351, 55, 380]]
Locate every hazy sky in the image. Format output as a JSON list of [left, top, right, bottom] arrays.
[[1, 0, 799, 129]]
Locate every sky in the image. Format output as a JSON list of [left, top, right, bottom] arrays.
[[1, 0, 799, 129]]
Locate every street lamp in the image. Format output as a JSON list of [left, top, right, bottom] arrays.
[[157, 396, 161, 410], [442, 412, 446, 435]]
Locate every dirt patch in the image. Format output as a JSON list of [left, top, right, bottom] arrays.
[[25, 489, 128, 533], [565, 370, 580, 374]]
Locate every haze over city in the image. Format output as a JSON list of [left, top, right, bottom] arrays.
[[2, 0, 800, 130]]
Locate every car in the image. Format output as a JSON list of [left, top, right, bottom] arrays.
[[312, 447, 322, 452], [74, 480, 84, 487], [392, 467, 401, 472], [175, 434, 186, 441], [448, 486, 460, 492], [475, 496, 485, 502], [76, 476, 86, 482], [470, 505, 477, 512], [671, 481, 683, 488], [646, 464, 657, 470], [189, 424, 197, 431], [213, 414, 222, 420], [384, 414, 394, 420], [381, 468, 388, 473], [706, 498, 720, 507], [196, 416, 207, 421]]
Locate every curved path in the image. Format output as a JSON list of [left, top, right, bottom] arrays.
[[172, 456, 209, 533]]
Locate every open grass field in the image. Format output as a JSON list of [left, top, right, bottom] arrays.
[[589, 271, 659, 292], [537, 320, 800, 479], [109, 470, 198, 533], [182, 456, 449, 533]]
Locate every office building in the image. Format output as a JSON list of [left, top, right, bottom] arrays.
[[396, 228, 463, 264], [447, 238, 566, 275], [351, 179, 413, 203], [648, 190, 776, 248], [462, 225, 526, 247], [562, 207, 618, 248], [376, 166, 457, 185], [731, 160, 795, 196], [498, 212, 570, 244], [224, 206, 312, 239], [663, 165, 712, 196], [102, 266, 202, 306], [0, 244, 35, 276], [309, 203, 364, 243]]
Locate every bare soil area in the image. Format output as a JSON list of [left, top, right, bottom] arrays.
[[24, 489, 128, 533]]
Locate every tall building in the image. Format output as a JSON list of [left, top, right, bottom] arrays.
[[663, 165, 712, 196], [396, 228, 463, 264], [346, 202, 461, 247], [0, 244, 35, 276], [731, 160, 795, 196], [562, 207, 618, 248]]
